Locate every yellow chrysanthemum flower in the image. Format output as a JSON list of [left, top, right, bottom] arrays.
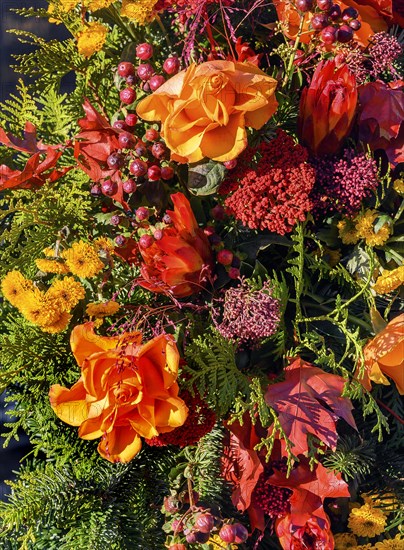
[[94, 236, 115, 254], [36, 258, 70, 275], [337, 219, 360, 245], [121, 0, 158, 25], [373, 266, 404, 294], [86, 301, 120, 318], [20, 289, 59, 326], [348, 503, 387, 538], [88, 0, 115, 9], [41, 311, 72, 334], [352, 545, 374, 550], [334, 532, 358, 549], [77, 22, 108, 57], [59, 0, 78, 11], [46, 277, 85, 310], [62, 241, 104, 278], [375, 534, 404, 549], [355, 210, 391, 247], [393, 178, 404, 195], [1, 271, 34, 309]]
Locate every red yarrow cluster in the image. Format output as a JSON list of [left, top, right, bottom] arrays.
[[253, 462, 292, 518], [310, 149, 379, 218], [224, 130, 315, 235], [145, 390, 216, 447]]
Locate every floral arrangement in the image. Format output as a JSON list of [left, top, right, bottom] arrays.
[[0, 0, 403, 548]]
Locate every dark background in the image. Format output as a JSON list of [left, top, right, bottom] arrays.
[[0, 0, 70, 500]]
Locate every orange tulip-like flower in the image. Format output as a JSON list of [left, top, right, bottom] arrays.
[[275, 514, 335, 550], [139, 192, 213, 298], [356, 314, 404, 395], [136, 60, 278, 163], [273, 0, 387, 47], [299, 60, 357, 156], [49, 323, 188, 462]]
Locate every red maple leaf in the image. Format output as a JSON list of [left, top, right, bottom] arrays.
[[0, 121, 54, 154], [265, 358, 356, 456], [270, 458, 350, 528]]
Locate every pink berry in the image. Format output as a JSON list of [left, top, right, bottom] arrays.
[[148, 165, 161, 181], [149, 75, 165, 91], [107, 153, 124, 169], [163, 214, 172, 224], [311, 13, 329, 30], [185, 531, 198, 544], [171, 519, 184, 532], [153, 229, 163, 240], [130, 159, 148, 177], [123, 179, 137, 193], [195, 513, 215, 534], [117, 62, 134, 77], [136, 42, 153, 60], [118, 131, 134, 149], [90, 184, 102, 197], [204, 226, 216, 237], [101, 179, 118, 196], [320, 25, 337, 44], [349, 18, 361, 30], [137, 63, 154, 81], [296, 0, 312, 11], [113, 120, 127, 131], [163, 56, 180, 75], [316, 0, 332, 10], [145, 128, 159, 141], [115, 235, 127, 247], [224, 159, 237, 170], [228, 267, 240, 279], [218, 249, 233, 266], [219, 525, 236, 544], [233, 523, 248, 543], [136, 206, 149, 221], [120, 88, 136, 105], [139, 234, 154, 249], [125, 113, 137, 127], [151, 142, 166, 160], [161, 166, 174, 180]]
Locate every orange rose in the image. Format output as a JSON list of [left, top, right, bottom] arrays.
[[49, 323, 188, 462], [356, 314, 404, 395], [273, 0, 387, 47], [136, 60, 278, 163]]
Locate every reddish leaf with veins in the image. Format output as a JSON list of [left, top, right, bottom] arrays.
[[265, 358, 356, 455]]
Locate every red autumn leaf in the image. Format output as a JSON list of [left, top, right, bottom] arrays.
[[270, 458, 350, 528], [0, 121, 51, 153], [265, 358, 356, 455], [358, 80, 404, 166]]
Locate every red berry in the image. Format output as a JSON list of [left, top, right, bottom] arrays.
[[139, 234, 154, 249], [101, 179, 118, 196], [123, 179, 137, 193], [161, 166, 174, 180], [136, 42, 153, 60], [168, 545, 186, 550], [135, 141, 147, 157], [296, 0, 312, 11], [328, 3, 341, 19], [171, 519, 184, 533], [110, 214, 121, 226], [163, 56, 180, 75], [316, 0, 332, 11], [126, 74, 136, 86], [320, 25, 337, 44], [148, 165, 161, 181], [118, 131, 134, 149], [185, 531, 198, 544], [341, 6, 359, 20], [311, 13, 329, 29], [228, 267, 240, 279], [219, 525, 236, 544], [153, 229, 163, 240], [336, 24, 354, 42], [130, 159, 148, 177], [151, 142, 167, 160], [163, 214, 172, 224], [149, 75, 165, 91], [145, 128, 159, 141], [125, 113, 138, 126], [90, 184, 102, 197], [120, 88, 136, 105], [115, 235, 127, 247], [117, 62, 134, 77], [113, 120, 127, 131], [224, 159, 237, 170], [137, 63, 155, 81], [136, 206, 149, 221], [107, 153, 124, 169], [349, 18, 361, 30], [233, 523, 248, 544], [217, 249, 233, 266], [195, 513, 215, 534], [204, 226, 216, 237], [211, 204, 225, 220]]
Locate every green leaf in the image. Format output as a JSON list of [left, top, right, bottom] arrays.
[[187, 160, 226, 196]]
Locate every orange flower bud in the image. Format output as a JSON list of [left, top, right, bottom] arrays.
[[298, 60, 357, 156]]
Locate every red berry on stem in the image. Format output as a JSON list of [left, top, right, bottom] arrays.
[[125, 113, 137, 127], [130, 159, 148, 177], [136, 42, 153, 60], [101, 180, 118, 196], [349, 18, 361, 30], [229, 267, 240, 279], [161, 166, 174, 180], [135, 142, 147, 157], [123, 179, 137, 193], [337, 24, 354, 42], [195, 513, 215, 534], [233, 523, 248, 544], [153, 229, 163, 240], [224, 159, 237, 170], [118, 132, 134, 149], [113, 120, 127, 131], [107, 153, 124, 169], [296, 0, 312, 11], [136, 206, 149, 221], [151, 142, 166, 160], [163, 56, 180, 75], [120, 88, 136, 105], [218, 249, 233, 266], [126, 74, 136, 86], [90, 184, 102, 197], [321, 25, 337, 44], [117, 62, 134, 77], [145, 128, 159, 141], [137, 63, 155, 81], [211, 204, 225, 220], [148, 165, 161, 181], [342, 6, 359, 20], [219, 525, 236, 544], [328, 3, 341, 19], [311, 13, 329, 29], [316, 0, 332, 11], [149, 75, 165, 91], [139, 234, 154, 249], [115, 235, 127, 247]]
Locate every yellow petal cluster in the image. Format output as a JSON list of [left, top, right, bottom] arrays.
[[1, 271, 34, 309], [86, 301, 120, 318], [87, 0, 114, 9], [77, 22, 108, 58], [62, 241, 104, 278], [36, 258, 70, 275], [375, 535, 404, 549], [355, 210, 391, 246], [337, 219, 360, 245], [348, 503, 387, 538], [334, 532, 358, 549], [373, 266, 404, 294], [120, 0, 159, 25], [393, 178, 404, 195]]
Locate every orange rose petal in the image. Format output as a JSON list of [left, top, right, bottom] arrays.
[[378, 361, 404, 395], [98, 426, 142, 463], [200, 113, 247, 162], [49, 380, 88, 426], [137, 334, 179, 387], [154, 396, 189, 429], [70, 322, 124, 366], [78, 415, 105, 440]]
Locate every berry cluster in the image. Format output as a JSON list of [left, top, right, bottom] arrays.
[[164, 489, 248, 549], [204, 212, 241, 280], [297, 0, 361, 45]]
